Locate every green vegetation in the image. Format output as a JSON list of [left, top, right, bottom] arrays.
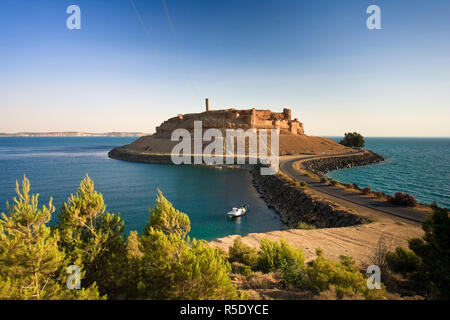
[[257, 239, 305, 273], [227, 236, 386, 299], [233, 263, 253, 276], [385, 203, 450, 299], [145, 189, 191, 239], [0, 176, 236, 300], [299, 250, 385, 299], [386, 247, 420, 276], [228, 236, 259, 269], [56, 175, 126, 296], [281, 248, 385, 299], [339, 132, 365, 149], [277, 171, 301, 188], [129, 229, 237, 299], [4, 174, 443, 300], [0, 177, 100, 299], [296, 221, 315, 230]]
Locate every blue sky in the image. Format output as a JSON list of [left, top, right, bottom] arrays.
[[0, 0, 449, 136]]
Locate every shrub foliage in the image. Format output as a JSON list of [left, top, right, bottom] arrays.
[[386, 192, 417, 207], [387, 203, 450, 299], [339, 132, 365, 148], [56, 175, 127, 297], [0, 176, 237, 300], [386, 247, 420, 276], [257, 238, 305, 273], [144, 189, 191, 239], [228, 236, 259, 269], [0, 177, 100, 299], [281, 248, 385, 299]]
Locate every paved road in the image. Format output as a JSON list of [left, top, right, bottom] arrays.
[[279, 155, 426, 224]]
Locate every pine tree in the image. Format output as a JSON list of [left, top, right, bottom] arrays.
[[144, 189, 190, 239], [0, 176, 100, 299], [408, 203, 450, 299], [132, 228, 237, 299], [127, 190, 237, 299], [56, 175, 126, 297]]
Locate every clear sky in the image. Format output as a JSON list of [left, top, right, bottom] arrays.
[[0, 0, 449, 136]]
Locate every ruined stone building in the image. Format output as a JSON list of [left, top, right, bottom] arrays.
[[154, 99, 304, 138]]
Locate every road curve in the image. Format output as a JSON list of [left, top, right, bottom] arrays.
[[279, 154, 426, 224]]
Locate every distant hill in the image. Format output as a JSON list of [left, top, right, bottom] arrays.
[[0, 132, 149, 137]]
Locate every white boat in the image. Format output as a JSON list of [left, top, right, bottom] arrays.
[[227, 204, 248, 218]]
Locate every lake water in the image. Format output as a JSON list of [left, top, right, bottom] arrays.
[[327, 137, 450, 208], [1, 137, 448, 240], [0, 137, 282, 240]]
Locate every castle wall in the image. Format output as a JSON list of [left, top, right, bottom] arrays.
[[154, 107, 304, 137]]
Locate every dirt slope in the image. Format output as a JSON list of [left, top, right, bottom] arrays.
[[122, 134, 354, 156]]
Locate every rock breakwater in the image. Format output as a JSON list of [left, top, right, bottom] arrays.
[[302, 151, 384, 176], [252, 169, 369, 228]]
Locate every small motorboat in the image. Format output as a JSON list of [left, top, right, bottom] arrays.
[[227, 204, 248, 218]]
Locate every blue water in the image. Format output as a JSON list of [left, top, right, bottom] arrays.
[[0, 137, 282, 240], [327, 137, 450, 208]]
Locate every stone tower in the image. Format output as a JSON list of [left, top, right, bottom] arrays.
[[205, 98, 210, 112], [283, 108, 292, 121]]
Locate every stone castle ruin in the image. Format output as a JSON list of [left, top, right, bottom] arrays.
[[109, 98, 353, 162], [154, 98, 304, 138]]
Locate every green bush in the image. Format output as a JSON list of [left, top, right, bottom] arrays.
[[56, 175, 127, 297], [282, 248, 385, 299], [305, 251, 384, 299], [386, 247, 420, 276], [236, 264, 253, 277], [0, 176, 101, 300], [129, 192, 238, 300], [257, 238, 305, 273], [407, 203, 450, 299], [144, 189, 191, 239], [228, 237, 259, 269], [281, 261, 308, 289], [0, 176, 240, 300], [297, 221, 315, 230], [132, 228, 237, 300], [339, 132, 365, 148]]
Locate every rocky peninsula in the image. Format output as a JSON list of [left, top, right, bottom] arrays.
[[109, 103, 358, 163], [109, 103, 422, 267]]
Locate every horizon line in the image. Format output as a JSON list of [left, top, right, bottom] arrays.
[[0, 131, 449, 139]]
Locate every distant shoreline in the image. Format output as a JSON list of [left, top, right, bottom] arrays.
[[0, 132, 149, 137]]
